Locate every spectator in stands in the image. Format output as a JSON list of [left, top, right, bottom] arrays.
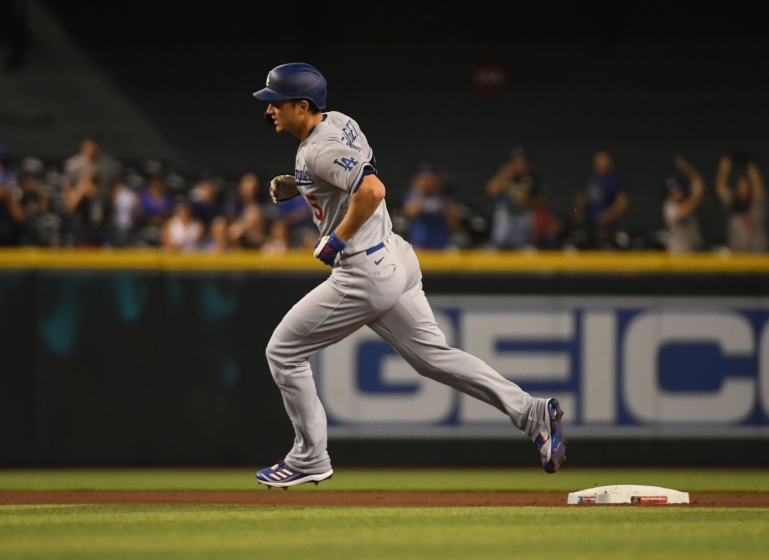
[[228, 173, 261, 216], [574, 151, 628, 248], [191, 178, 220, 228], [162, 201, 203, 252], [138, 174, 173, 227], [275, 193, 314, 248], [0, 150, 25, 245], [262, 220, 289, 255], [663, 155, 704, 254], [16, 157, 60, 246], [403, 163, 458, 249], [486, 147, 542, 248], [111, 178, 139, 246], [18, 166, 49, 245], [716, 155, 767, 252], [533, 205, 560, 249], [203, 216, 232, 254], [64, 138, 121, 193], [62, 173, 107, 246], [228, 203, 265, 249]]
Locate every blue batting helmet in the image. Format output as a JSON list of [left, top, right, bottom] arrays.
[[253, 63, 327, 110]]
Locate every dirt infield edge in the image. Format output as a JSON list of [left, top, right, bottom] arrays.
[[1, 491, 768, 508]]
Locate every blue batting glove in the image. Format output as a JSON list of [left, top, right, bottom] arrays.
[[314, 232, 347, 267]]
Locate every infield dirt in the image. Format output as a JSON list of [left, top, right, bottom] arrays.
[[2, 491, 768, 507]]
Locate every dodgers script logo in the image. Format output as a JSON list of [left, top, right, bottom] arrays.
[[295, 167, 313, 186]]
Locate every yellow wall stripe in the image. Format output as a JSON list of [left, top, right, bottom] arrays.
[[0, 248, 768, 274]]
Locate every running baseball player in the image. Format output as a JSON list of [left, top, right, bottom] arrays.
[[253, 63, 565, 488]]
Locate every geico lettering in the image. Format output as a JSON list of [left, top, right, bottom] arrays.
[[314, 297, 769, 437], [320, 314, 456, 423], [759, 321, 769, 419], [623, 311, 755, 423]]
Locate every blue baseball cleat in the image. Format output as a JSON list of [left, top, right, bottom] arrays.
[[534, 399, 567, 474], [256, 461, 333, 489]]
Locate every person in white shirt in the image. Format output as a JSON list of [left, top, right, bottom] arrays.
[[162, 202, 203, 251], [663, 155, 704, 254], [716, 155, 767, 253]]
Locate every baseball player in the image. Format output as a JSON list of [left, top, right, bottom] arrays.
[[253, 63, 566, 488]]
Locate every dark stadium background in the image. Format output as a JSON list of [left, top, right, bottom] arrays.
[[2, 0, 768, 468], [22, 0, 769, 237]]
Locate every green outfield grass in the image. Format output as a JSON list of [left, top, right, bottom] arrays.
[[1, 505, 767, 560], [2, 470, 767, 559], [0, 468, 768, 492]]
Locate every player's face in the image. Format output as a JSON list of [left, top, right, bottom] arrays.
[[266, 100, 300, 133]]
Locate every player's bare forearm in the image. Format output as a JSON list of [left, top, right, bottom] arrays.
[[335, 174, 386, 242]]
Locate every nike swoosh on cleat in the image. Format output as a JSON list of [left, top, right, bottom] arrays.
[[374, 257, 384, 265]]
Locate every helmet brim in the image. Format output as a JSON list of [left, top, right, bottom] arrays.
[[253, 87, 326, 109], [253, 87, 293, 102]]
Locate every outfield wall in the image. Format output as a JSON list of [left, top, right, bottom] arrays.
[[2, 250, 769, 466]]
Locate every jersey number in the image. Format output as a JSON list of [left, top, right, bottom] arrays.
[[305, 194, 323, 220], [333, 157, 358, 171]]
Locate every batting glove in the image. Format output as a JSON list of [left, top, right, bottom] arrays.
[[270, 174, 299, 203], [314, 232, 347, 267]]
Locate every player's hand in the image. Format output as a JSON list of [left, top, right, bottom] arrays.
[[314, 232, 347, 267], [270, 174, 299, 203]]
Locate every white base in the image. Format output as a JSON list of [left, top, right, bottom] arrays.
[[567, 485, 689, 505]]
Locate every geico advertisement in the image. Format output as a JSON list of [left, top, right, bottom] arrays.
[[314, 296, 769, 438]]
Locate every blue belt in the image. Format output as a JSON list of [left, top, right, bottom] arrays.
[[365, 242, 386, 256]]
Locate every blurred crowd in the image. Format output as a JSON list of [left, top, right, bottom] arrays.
[[402, 147, 766, 254], [0, 139, 316, 254], [0, 139, 765, 254]]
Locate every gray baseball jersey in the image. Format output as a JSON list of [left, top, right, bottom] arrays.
[[294, 111, 391, 255]]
